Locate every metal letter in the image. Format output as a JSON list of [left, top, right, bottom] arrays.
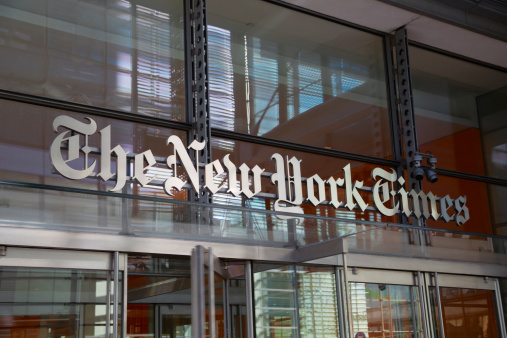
[[326, 176, 345, 209], [454, 196, 469, 226], [271, 154, 304, 219], [371, 168, 399, 217], [164, 136, 203, 196], [50, 115, 97, 180], [238, 164, 264, 199], [204, 160, 224, 194], [97, 126, 128, 192], [133, 150, 157, 187], [410, 190, 440, 220], [343, 164, 368, 212], [222, 154, 240, 196], [307, 174, 326, 206], [440, 195, 455, 223]]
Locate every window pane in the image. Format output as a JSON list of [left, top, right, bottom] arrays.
[[410, 46, 507, 177], [0, 0, 185, 120], [208, 0, 392, 158], [421, 175, 493, 235], [211, 137, 397, 244], [297, 266, 339, 337], [349, 282, 423, 337], [0, 99, 187, 198], [0, 268, 120, 337], [254, 264, 297, 337], [431, 287, 500, 338]]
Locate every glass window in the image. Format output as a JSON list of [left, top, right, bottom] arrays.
[[410, 46, 507, 178], [349, 282, 423, 337], [254, 264, 340, 337], [207, 0, 392, 159], [297, 266, 339, 337], [0, 0, 186, 120], [0, 267, 120, 337], [0, 99, 187, 198], [254, 264, 297, 337], [211, 137, 397, 245], [421, 175, 493, 235], [430, 287, 500, 338]]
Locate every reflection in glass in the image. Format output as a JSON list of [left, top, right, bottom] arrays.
[[297, 266, 339, 337], [0, 0, 185, 120], [430, 287, 500, 338], [127, 257, 193, 338], [0, 268, 120, 337], [208, 0, 391, 158], [410, 46, 507, 177], [421, 175, 493, 235], [254, 265, 297, 337], [349, 283, 423, 337]]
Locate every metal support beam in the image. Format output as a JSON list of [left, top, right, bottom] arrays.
[[113, 252, 119, 338], [393, 28, 426, 245], [245, 261, 255, 338], [433, 272, 446, 338], [191, 246, 205, 338]]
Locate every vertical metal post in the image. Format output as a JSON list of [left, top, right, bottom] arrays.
[[208, 248, 215, 338], [192, 246, 205, 338], [494, 278, 507, 338], [122, 254, 128, 338], [416, 272, 429, 338], [342, 253, 354, 338], [106, 270, 111, 338], [393, 28, 426, 245], [433, 273, 445, 338], [223, 278, 227, 338], [334, 267, 346, 338], [189, 0, 212, 200], [245, 261, 255, 338], [113, 252, 119, 338], [292, 266, 301, 338]]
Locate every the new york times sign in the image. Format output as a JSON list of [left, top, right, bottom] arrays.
[[50, 115, 470, 226]]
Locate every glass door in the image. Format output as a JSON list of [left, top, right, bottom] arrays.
[[0, 247, 122, 338], [347, 268, 425, 338], [430, 273, 505, 338]]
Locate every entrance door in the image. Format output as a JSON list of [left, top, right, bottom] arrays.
[[347, 268, 426, 338], [0, 247, 123, 338], [430, 273, 505, 338]]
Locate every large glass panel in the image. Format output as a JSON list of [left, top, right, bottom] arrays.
[[349, 282, 423, 337], [212, 137, 396, 221], [0, 267, 120, 338], [297, 266, 339, 337], [410, 46, 507, 177], [0, 0, 185, 120], [421, 175, 493, 235], [127, 256, 192, 338], [208, 0, 392, 159], [254, 264, 297, 337], [430, 287, 500, 338], [0, 99, 187, 200]]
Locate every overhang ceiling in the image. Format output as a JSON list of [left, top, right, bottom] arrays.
[[281, 0, 507, 69]]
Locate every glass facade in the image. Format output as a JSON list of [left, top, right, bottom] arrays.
[[0, 0, 505, 337]]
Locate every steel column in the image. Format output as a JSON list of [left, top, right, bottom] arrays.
[[245, 261, 255, 338], [191, 246, 205, 337], [433, 272, 446, 338], [113, 252, 119, 338], [393, 28, 426, 245], [416, 271, 429, 338], [334, 267, 346, 338]]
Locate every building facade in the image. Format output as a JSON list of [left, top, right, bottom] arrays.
[[0, 0, 506, 337]]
